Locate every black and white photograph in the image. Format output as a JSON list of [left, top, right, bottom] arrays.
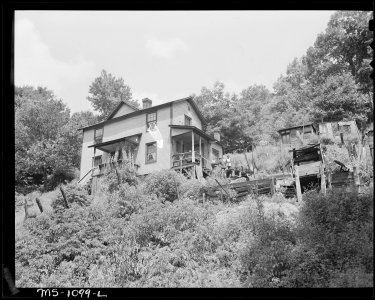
[[12, 9, 373, 291]]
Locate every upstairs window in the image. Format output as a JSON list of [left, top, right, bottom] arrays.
[[94, 127, 103, 144], [93, 155, 102, 167], [146, 142, 157, 163], [184, 115, 192, 126], [146, 111, 157, 130], [304, 126, 312, 134]]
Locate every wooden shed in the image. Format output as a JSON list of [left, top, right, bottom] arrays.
[[278, 123, 318, 149]]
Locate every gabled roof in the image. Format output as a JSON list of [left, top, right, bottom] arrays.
[[277, 123, 316, 133], [80, 96, 206, 131], [105, 100, 139, 121]]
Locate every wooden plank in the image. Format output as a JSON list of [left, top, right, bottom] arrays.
[[295, 166, 302, 202], [320, 163, 326, 195], [229, 178, 273, 189]]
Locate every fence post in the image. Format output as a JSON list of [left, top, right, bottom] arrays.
[[24, 198, 29, 221], [320, 163, 327, 195], [270, 176, 275, 196], [327, 171, 332, 190], [35, 197, 44, 213], [59, 185, 69, 209], [353, 166, 360, 196], [294, 165, 302, 202]]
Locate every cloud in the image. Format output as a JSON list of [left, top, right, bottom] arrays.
[[15, 18, 96, 112], [146, 37, 188, 59]]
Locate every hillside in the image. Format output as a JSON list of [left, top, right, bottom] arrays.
[[15, 168, 373, 288]]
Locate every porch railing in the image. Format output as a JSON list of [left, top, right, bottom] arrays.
[[93, 159, 139, 176], [172, 151, 210, 169]]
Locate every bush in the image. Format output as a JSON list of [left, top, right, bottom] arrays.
[[51, 182, 92, 211], [144, 170, 186, 202], [295, 190, 373, 284], [100, 161, 138, 193], [47, 166, 78, 191], [108, 183, 158, 219], [179, 179, 206, 199], [16, 204, 109, 287]]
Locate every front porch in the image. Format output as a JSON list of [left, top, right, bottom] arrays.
[[170, 126, 215, 179], [88, 134, 141, 192]]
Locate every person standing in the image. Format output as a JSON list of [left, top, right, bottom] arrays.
[[225, 155, 231, 169]]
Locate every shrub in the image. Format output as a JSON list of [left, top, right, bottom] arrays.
[[179, 179, 206, 199], [16, 205, 109, 287], [108, 183, 158, 219], [239, 196, 298, 287], [296, 189, 373, 284], [144, 170, 185, 202], [47, 166, 77, 191], [51, 182, 92, 211], [100, 161, 138, 193]]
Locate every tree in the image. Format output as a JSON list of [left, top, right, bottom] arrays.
[[15, 86, 71, 153], [304, 11, 372, 93], [15, 86, 79, 192], [87, 70, 138, 120], [310, 73, 370, 123]]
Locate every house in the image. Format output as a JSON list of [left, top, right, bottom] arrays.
[[278, 123, 318, 149], [318, 121, 360, 142], [78, 96, 223, 192]]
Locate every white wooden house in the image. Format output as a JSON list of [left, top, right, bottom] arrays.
[[78, 97, 223, 192]]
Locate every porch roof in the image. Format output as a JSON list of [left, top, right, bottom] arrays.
[[169, 125, 218, 143], [88, 134, 141, 152]]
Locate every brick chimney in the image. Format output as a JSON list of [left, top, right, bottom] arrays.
[[213, 130, 220, 142], [142, 98, 152, 109]]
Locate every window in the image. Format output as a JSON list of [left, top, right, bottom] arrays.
[[146, 142, 157, 163], [146, 111, 157, 130], [94, 127, 103, 144], [281, 134, 291, 144], [304, 126, 312, 134], [343, 125, 351, 133], [93, 155, 102, 166], [184, 115, 192, 126], [212, 148, 220, 163]]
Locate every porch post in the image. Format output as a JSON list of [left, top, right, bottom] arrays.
[[208, 141, 212, 167], [199, 136, 202, 166], [93, 147, 96, 168], [191, 131, 195, 162]]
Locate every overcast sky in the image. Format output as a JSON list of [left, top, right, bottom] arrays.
[[15, 10, 335, 113]]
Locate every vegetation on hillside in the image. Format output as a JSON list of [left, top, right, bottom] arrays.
[[15, 167, 373, 287]]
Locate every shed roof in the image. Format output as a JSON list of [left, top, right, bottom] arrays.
[[277, 123, 316, 133]]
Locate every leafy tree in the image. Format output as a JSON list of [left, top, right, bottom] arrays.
[[87, 70, 138, 120], [304, 11, 372, 93], [15, 86, 70, 152], [310, 73, 370, 123], [194, 81, 254, 150], [15, 86, 96, 192]]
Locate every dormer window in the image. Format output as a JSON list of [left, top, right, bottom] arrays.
[[94, 127, 103, 144], [184, 115, 192, 126], [146, 111, 157, 130]]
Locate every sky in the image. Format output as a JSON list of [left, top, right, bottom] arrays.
[[15, 11, 335, 113]]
